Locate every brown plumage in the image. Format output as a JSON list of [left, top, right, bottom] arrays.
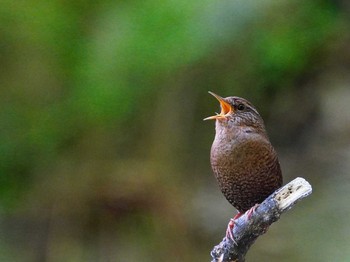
[[205, 92, 282, 213]]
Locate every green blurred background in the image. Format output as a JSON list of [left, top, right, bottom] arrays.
[[1, 0, 350, 261]]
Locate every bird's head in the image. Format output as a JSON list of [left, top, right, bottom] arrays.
[[204, 91, 266, 134]]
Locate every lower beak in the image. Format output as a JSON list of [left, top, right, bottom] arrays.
[[203, 91, 233, 121]]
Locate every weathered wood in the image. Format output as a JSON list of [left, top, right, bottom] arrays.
[[210, 177, 312, 262]]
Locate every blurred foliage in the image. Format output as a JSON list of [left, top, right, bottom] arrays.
[[0, 0, 350, 261]]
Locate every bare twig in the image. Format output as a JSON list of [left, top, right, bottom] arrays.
[[210, 177, 312, 262]]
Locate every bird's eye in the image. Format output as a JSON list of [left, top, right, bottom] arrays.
[[237, 104, 245, 111]]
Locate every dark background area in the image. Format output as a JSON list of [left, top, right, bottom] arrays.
[[1, 0, 350, 261]]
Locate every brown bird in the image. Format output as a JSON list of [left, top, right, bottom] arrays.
[[204, 91, 283, 240]]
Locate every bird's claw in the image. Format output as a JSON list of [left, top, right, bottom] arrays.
[[246, 204, 259, 220], [225, 206, 259, 244], [225, 212, 242, 244], [226, 219, 237, 244]]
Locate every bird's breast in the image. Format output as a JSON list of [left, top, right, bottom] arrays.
[[210, 132, 282, 212], [211, 135, 277, 177]]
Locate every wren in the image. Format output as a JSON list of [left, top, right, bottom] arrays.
[[204, 92, 283, 240]]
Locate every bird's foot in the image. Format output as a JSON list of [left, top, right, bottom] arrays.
[[225, 212, 242, 243], [225, 206, 259, 243], [226, 219, 236, 243], [246, 204, 259, 220]]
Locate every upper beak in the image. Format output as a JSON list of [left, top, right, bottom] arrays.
[[203, 91, 233, 121]]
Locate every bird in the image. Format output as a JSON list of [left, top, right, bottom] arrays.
[[204, 91, 283, 241]]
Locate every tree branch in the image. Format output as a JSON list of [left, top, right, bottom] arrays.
[[210, 177, 312, 262]]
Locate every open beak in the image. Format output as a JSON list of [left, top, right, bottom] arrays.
[[203, 91, 233, 121]]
